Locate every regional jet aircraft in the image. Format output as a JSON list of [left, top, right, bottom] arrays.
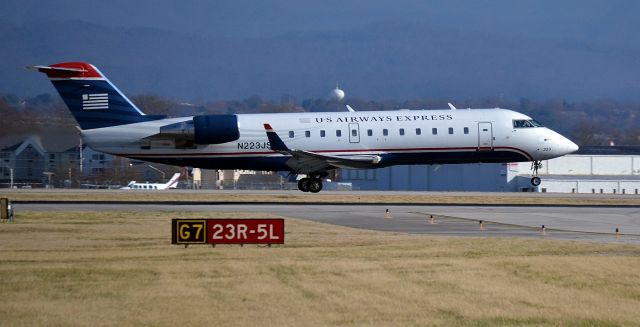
[[29, 62, 579, 192]]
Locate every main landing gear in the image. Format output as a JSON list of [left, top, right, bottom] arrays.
[[297, 177, 323, 193], [530, 161, 542, 186]]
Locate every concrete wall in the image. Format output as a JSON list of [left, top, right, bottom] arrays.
[[539, 179, 640, 194], [517, 155, 640, 176], [342, 163, 511, 191]]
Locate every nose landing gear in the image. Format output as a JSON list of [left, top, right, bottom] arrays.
[[530, 161, 542, 186]]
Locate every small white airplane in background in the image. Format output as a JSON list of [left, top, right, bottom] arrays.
[[29, 62, 579, 193], [121, 172, 181, 190]]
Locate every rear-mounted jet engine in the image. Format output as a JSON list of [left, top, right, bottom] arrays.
[[153, 114, 240, 148]]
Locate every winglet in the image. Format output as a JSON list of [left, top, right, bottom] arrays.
[[447, 103, 457, 110], [263, 124, 290, 152]]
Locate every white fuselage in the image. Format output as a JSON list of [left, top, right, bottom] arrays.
[[81, 108, 578, 172], [121, 181, 171, 190]]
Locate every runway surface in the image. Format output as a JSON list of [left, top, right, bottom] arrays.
[[15, 203, 640, 244]]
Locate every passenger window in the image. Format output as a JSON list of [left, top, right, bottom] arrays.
[[383, 129, 388, 136], [320, 130, 326, 137], [289, 131, 294, 138], [464, 127, 469, 134], [305, 131, 310, 138], [351, 129, 357, 137], [399, 128, 405, 136], [432, 128, 437, 135], [416, 128, 421, 135], [336, 130, 342, 137], [367, 129, 373, 136], [448, 127, 453, 134]]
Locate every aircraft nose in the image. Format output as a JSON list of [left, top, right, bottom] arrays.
[[561, 137, 579, 154]]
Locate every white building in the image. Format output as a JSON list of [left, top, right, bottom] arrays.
[[340, 146, 640, 193], [512, 146, 640, 194]]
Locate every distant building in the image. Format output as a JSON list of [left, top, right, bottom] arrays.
[[0, 136, 48, 185], [513, 146, 640, 194], [214, 170, 283, 189], [0, 135, 115, 187], [340, 146, 640, 193]]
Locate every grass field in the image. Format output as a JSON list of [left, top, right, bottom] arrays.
[[3, 189, 640, 206], [1, 210, 640, 326]]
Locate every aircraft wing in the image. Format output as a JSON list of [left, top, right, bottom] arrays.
[[286, 150, 381, 170], [263, 124, 381, 173]]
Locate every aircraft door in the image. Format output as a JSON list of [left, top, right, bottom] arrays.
[[349, 123, 360, 143], [477, 122, 493, 150]]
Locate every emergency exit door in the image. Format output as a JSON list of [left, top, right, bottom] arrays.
[[477, 122, 493, 150]]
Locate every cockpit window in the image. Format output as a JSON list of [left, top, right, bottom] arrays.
[[513, 119, 543, 128]]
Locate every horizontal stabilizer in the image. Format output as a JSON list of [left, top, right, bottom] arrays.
[[27, 62, 103, 79], [27, 65, 88, 73]]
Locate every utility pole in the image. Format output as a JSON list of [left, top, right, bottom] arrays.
[[79, 137, 83, 175], [9, 168, 13, 188]]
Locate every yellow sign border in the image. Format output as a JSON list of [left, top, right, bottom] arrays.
[[175, 219, 207, 244]]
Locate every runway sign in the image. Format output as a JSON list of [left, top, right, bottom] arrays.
[[172, 219, 284, 245]]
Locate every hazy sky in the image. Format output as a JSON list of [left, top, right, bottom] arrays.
[[3, 0, 638, 45], [2, 1, 639, 100]]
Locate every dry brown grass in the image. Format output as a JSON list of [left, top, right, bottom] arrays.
[[1, 210, 640, 326], [2, 189, 639, 206]]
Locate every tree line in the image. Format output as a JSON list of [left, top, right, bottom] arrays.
[[2, 93, 639, 146]]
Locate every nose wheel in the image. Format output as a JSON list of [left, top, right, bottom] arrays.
[[530, 176, 541, 186], [530, 161, 542, 186]]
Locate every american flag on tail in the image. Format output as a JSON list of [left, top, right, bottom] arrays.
[[82, 93, 108, 110]]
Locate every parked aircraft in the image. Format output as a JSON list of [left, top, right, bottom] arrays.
[[29, 62, 578, 192], [120, 172, 181, 190]]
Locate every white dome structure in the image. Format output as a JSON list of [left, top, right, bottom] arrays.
[[331, 85, 345, 101]]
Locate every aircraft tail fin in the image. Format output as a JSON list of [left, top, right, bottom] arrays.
[[28, 62, 164, 130], [165, 172, 182, 189]]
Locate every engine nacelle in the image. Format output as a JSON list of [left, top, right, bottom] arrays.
[[158, 115, 240, 145]]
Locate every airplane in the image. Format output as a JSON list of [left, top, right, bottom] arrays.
[[120, 172, 181, 190], [28, 62, 579, 193]]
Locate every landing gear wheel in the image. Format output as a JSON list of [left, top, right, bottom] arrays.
[[297, 178, 310, 192], [307, 178, 323, 193], [530, 161, 542, 187], [530, 176, 541, 186]]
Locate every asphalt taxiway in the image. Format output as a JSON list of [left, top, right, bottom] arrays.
[[15, 203, 640, 244]]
